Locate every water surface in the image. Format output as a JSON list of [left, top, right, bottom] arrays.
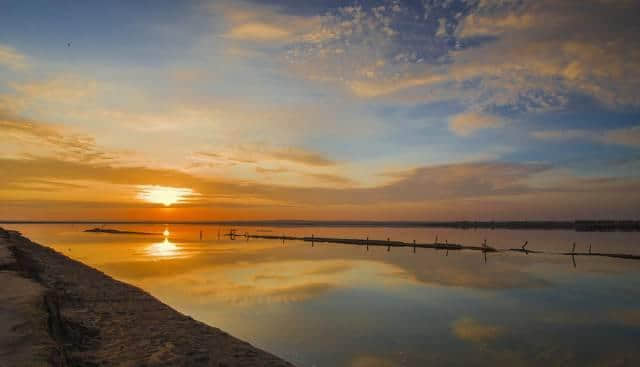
[[9, 224, 640, 367]]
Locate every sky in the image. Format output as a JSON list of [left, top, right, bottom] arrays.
[[1, 0, 639, 221]]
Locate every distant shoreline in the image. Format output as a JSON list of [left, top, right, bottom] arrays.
[[2, 220, 640, 231], [83, 227, 160, 235]]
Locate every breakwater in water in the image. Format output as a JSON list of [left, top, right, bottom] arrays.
[[227, 232, 640, 262]]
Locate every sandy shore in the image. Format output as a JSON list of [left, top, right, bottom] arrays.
[[0, 227, 294, 366]]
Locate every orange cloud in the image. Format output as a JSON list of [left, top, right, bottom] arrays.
[[217, 0, 325, 43], [0, 111, 115, 163], [449, 112, 504, 136], [227, 23, 291, 41]]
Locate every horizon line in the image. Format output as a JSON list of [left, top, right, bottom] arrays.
[[1, 219, 639, 231]]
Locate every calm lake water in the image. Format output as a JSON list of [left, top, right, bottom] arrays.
[[7, 224, 640, 367]]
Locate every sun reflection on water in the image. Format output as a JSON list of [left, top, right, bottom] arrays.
[[146, 237, 182, 258]]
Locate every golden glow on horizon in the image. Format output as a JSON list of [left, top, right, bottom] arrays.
[[163, 228, 170, 237], [137, 186, 195, 206]]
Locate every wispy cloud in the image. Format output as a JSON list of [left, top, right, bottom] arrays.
[[3, 155, 640, 219], [0, 157, 547, 205], [305, 172, 353, 185], [9, 76, 100, 105], [0, 44, 29, 70], [268, 147, 335, 166], [227, 23, 292, 41], [532, 125, 640, 148], [0, 111, 115, 162], [195, 146, 335, 167], [216, 1, 324, 43], [449, 112, 504, 136]]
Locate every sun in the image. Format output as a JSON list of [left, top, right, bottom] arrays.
[[137, 185, 194, 206]]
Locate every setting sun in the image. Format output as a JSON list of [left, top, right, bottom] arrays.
[[137, 186, 195, 206]]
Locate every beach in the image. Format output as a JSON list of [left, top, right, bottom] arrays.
[[0, 227, 294, 366]]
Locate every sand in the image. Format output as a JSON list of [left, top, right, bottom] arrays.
[[0, 227, 294, 367]]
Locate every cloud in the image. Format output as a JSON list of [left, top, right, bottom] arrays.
[[9, 76, 101, 106], [195, 146, 335, 167], [449, 112, 504, 136], [306, 172, 353, 185], [452, 317, 504, 343], [227, 23, 292, 41], [0, 111, 115, 162], [285, 1, 432, 88], [603, 126, 640, 148], [268, 147, 335, 166], [277, 0, 640, 114], [0, 44, 28, 70], [452, 0, 640, 108], [195, 147, 350, 186], [0, 156, 197, 190], [0, 157, 544, 208], [255, 166, 289, 174], [530, 129, 593, 141], [0, 156, 558, 205], [217, 1, 325, 43], [2, 154, 640, 219], [1, 178, 87, 192], [531, 125, 640, 148], [348, 72, 448, 98], [456, 11, 538, 38]]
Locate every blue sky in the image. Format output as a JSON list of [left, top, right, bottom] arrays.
[[1, 0, 639, 220]]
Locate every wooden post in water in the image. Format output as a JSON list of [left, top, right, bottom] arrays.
[[589, 244, 592, 254], [366, 236, 369, 251], [199, 230, 203, 241], [311, 234, 314, 247], [413, 240, 416, 253], [387, 237, 390, 252]]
